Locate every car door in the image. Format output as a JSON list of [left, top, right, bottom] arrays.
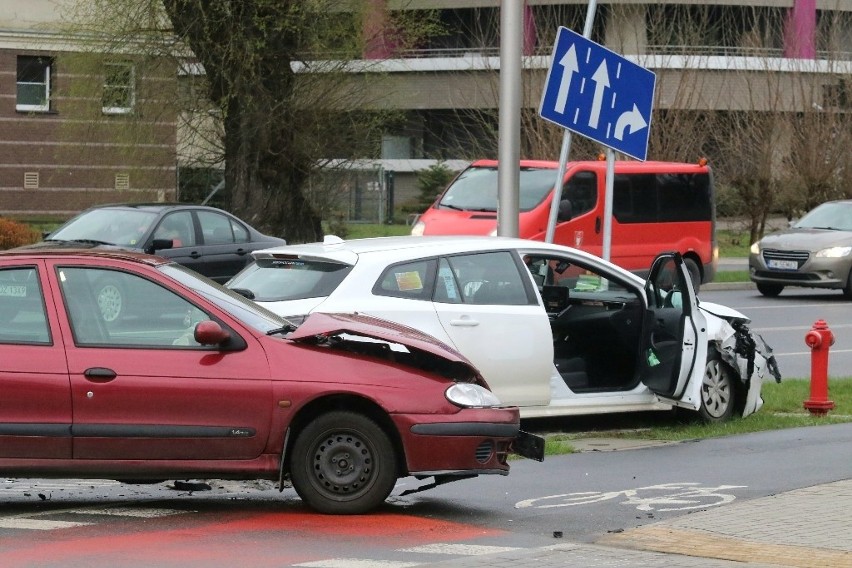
[[431, 251, 553, 407], [0, 262, 71, 458], [150, 211, 207, 275], [640, 252, 704, 401], [195, 210, 253, 282], [50, 261, 273, 461]]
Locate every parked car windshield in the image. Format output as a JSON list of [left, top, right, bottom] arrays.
[[794, 201, 852, 231], [438, 167, 557, 212], [49, 208, 158, 247], [160, 263, 291, 333], [227, 258, 353, 302]]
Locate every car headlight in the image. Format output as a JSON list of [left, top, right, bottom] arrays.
[[750, 242, 760, 254], [410, 221, 425, 236], [815, 246, 852, 258], [445, 383, 502, 408]]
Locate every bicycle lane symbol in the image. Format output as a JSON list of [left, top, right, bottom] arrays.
[[515, 482, 747, 512]]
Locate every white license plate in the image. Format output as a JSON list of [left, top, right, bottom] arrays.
[[768, 259, 798, 270]]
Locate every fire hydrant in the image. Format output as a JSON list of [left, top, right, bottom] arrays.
[[803, 320, 835, 415]]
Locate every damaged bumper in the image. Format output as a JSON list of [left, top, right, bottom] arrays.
[[717, 320, 782, 417]]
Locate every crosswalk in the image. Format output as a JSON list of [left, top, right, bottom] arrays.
[[0, 504, 191, 531], [292, 544, 523, 568]]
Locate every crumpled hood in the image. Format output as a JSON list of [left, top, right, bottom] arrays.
[[760, 228, 852, 251], [699, 300, 750, 324], [288, 312, 482, 380]]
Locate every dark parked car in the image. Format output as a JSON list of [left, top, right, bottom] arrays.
[[750, 200, 852, 297], [22, 203, 285, 321], [0, 249, 541, 514]]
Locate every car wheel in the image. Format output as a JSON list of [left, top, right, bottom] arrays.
[[699, 350, 736, 423], [290, 411, 397, 515], [95, 278, 124, 322], [843, 272, 852, 299], [756, 283, 784, 297], [684, 257, 701, 291]]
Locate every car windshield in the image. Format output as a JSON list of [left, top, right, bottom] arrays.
[[49, 208, 158, 247], [227, 258, 353, 302], [438, 166, 557, 212], [794, 202, 852, 231], [159, 263, 290, 333]]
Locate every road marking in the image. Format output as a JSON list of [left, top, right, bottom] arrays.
[[65, 506, 189, 518], [293, 561, 422, 568], [400, 544, 519, 555], [0, 518, 91, 530]]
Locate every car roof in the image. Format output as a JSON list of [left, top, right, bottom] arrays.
[[82, 203, 229, 214], [251, 235, 605, 266], [0, 248, 170, 267]]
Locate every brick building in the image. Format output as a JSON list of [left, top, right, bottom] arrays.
[[0, 0, 177, 217]]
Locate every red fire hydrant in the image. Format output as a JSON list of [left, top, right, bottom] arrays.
[[803, 319, 835, 415]]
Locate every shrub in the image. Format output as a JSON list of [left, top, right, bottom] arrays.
[[0, 218, 40, 250]]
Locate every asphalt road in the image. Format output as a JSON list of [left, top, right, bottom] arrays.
[[699, 286, 852, 380], [1, 424, 850, 567]]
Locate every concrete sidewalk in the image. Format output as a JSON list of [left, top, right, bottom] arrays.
[[417, 479, 852, 567]]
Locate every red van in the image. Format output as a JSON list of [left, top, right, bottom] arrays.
[[411, 159, 718, 286]]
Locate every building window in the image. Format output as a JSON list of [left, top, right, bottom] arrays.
[[102, 62, 135, 114], [16, 56, 53, 112]]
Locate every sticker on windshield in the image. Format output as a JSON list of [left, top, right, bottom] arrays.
[[395, 271, 423, 291], [0, 285, 26, 297]]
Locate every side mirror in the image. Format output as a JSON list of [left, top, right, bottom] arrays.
[[194, 320, 231, 346], [557, 199, 573, 222], [146, 239, 175, 254]]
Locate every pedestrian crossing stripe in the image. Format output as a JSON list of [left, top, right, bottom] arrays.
[[0, 506, 191, 531], [292, 544, 523, 567]]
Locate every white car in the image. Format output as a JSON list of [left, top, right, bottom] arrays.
[[227, 236, 780, 422]]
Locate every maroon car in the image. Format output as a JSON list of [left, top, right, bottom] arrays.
[[0, 249, 542, 514]]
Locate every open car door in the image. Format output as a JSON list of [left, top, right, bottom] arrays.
[[641, 252, 705, 402]]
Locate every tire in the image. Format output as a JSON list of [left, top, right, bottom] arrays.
[[698, 350, 736, 423], [95, 277, 124, 322], [756, 283, 783, 297], [684, 257, 702, 292], [290, 411, 397, 515], [843, 272, 852, 299]]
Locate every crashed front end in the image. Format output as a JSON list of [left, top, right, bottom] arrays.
[[287, 312, 546, 471], [702, 303, 782, 417]]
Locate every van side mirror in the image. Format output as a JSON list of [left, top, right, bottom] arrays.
[[558, 199, 573, 222]]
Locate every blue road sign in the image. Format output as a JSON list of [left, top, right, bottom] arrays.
[[539, 26, 656, 161]]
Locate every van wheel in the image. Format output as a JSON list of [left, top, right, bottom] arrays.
[[684, 258, 701, 291], [756, 283, 783, 297]]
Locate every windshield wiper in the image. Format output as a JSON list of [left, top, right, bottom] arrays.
[[69, 238, 117, 246], [438, 202, 466, 211], [266, 323, 298, 336]]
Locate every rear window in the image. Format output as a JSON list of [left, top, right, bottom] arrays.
[[227, 258, 352, 301]]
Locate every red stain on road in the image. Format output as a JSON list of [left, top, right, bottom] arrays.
[[0, 509, 505, 567]]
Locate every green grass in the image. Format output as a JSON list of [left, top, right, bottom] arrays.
[[717, 229, 751, 257], [341, 223, 412, 239], [712, 270, 750, 283], [537, 379, 852, 455]]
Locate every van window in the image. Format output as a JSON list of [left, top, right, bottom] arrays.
[[613, 173, 712, 224], [439, 166, 558, 212], [564, 171, 597, 217]]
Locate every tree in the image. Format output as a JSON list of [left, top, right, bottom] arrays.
[[64, 0, 437, 243]]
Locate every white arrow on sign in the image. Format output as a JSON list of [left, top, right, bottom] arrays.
[[614, 104, 648, 140], [588, 60, 610, 128], [554, 44, 578, 114]]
